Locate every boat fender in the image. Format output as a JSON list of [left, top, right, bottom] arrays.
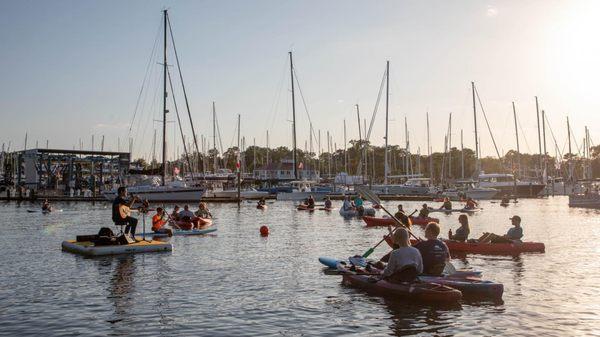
[[260, 225, 269, 236]]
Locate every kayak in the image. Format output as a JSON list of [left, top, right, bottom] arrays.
[[340, 267, 462, 303], [444, 240, 545, 255], [383, 236, 545, 255], [339, 208, 376, 217], [62, 239, 172, 256], [297, 204, 316, 211], [27, 209, 62, 213], [321, 257, 501, 299], [170, 218, 212, 230], [319, 256, 482, 279], [139, 227, 217, 238], [428, 207, 481, 213], [362, 216, 439, 227]]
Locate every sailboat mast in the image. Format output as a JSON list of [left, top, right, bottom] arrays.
[[162, 9, 168, 186], [448, 113, 452, 178], [343, 119, 347, 173], [384, 60, 389, 185], [212, 101, 217, 173], [535, 96, 542, 178], [356, 104, 362, 178], [237, 114, 241, 203], [512, 102, 520, 176], [427, 112, 432, 180], [471, 82, 479, 175], [289, 51, 298, 180], [461, 129, 464, 179]]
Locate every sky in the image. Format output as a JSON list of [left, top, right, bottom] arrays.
[[1, 0, 599, 161]]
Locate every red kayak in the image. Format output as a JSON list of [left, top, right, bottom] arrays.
[[383, 236, 545, 255], [363, 216, 439, 227], [341, 273, 462, 303]]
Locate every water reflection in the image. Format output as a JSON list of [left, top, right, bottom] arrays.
[[105, 256, 136, 324], [383, 297, 461, 336]]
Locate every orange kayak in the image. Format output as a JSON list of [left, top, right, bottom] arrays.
[[363, 216, 439, 227]]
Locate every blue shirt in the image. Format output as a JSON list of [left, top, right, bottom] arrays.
[[414, 239, 450, 275], [507, 226, 523, 240]]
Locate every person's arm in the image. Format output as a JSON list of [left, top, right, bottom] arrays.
[[381, 252, 397, 278]]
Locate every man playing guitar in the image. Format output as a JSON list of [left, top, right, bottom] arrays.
[[112, 187, 140, 240]]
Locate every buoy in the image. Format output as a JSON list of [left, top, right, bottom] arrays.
[[260, 226, 269, 236]]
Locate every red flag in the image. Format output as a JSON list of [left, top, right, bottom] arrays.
[[236, 161, 241, 170]]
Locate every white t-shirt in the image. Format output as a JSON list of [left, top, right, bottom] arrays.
[[382, 246, 424, 278]]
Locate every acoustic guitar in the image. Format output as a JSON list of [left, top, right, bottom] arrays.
[[118, 195, 139, 219]]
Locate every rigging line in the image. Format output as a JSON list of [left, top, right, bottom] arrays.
[[268, 57, 289, 132], [167, 68, 195, 178], [128, 18, 163, 134], [216, 113, 225, 155], [167, 15, 201, 158], [543, 113, 563, 160], [568, 123, 581, 156], [291, 67, 318, 146], [474, 86, 502, 160], [133, 68, 161, 157], [366, 67, 387, 141], [516, 114, 532, 153]]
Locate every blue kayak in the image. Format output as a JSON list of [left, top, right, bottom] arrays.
[[319, 256, 502, 299], [138, 227, 217, 238]]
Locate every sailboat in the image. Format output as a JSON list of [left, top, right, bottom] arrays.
[[103, 10, 205, 202]]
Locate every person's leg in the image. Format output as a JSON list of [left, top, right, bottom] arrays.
[[124, 216, 138, 237]]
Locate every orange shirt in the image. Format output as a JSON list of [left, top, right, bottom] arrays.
[[152, 214, 166, 231]]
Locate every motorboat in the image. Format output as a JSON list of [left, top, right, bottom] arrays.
[[371, 178, 436, 196], [478, 173, 545, 198], [438, 180, 498, 200], [276, 181, 332, 201]]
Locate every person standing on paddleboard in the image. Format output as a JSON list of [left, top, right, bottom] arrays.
[[112, 187, 139, 240]]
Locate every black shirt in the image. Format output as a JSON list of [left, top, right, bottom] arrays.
[[414, 239, 450, 275], [112, 196, 127, 222]]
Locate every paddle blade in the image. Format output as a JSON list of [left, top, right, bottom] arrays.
[[355, 185, 381, 205], [362, 247, 375, 258]]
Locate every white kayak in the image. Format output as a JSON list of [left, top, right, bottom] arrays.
[[138, 227, 217, 238]]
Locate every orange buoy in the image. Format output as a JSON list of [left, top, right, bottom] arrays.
[[260, 226, 269, 236]]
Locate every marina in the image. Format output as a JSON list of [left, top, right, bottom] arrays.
[[1, 1, 600, 336]]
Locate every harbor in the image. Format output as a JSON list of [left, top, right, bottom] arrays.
[[2, 1, 600, 336]]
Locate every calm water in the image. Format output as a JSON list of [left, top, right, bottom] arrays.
[[1, 197, 599, 336]]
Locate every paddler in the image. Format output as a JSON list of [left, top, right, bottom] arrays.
[[307, 195, 316, 209], [195, 202, 212, 219], [324, 196, 332, 209], [170, 205, 181, 221], [152, 207, 173, 237], [257, 197, 266, 207], [41, 199, 52, 212], [478, 215, 523, 244], [418, 203, 430, 218], [380, 228, 423, 283], [448, 214, 470, 242], [394, 204, 411, 228], [464, 197, 478, 210], [342, 196, 353, 211], [111, 187, 139, 240], [440, 197, 452, 210], [501, 194, 510, 205], [414, 222, 450, 276], [353, 194, 365, 214]]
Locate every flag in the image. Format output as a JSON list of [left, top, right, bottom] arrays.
[[236, 161, 240, 171], [298, 162, 304, 170], [173, 166, 180, 175]]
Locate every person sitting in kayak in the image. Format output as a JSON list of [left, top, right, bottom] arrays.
[[448, 214, 470, 242], [394, 204, 411, 228], [193, 202, 212, 228], [324, 196, 332, 209], [418, 203, 430, 218], [464, 197, 478, 210], [41, 199, 52, 212], [342, 196, 354, 211], [440, 197, 452, 210], [381, 228, 423, 283], [479, 215, 523, 244], [257, 198, 266, 207], [179, 205, 195, 220], [501, 194, 510, 205], [170, 205, 181, 221], [307, 195, 316, 209], [152, 207, 173, 237], [353, 194, 365, 214], [414, 222, 450, 276]]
